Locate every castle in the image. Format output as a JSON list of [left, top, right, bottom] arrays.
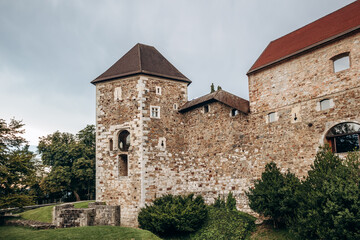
[[91, 1, 360, 226]]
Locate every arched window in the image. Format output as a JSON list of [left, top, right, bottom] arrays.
[[332, 53, 350, 73], [118, 130, 130, 151], [326, 122, 360, 153]]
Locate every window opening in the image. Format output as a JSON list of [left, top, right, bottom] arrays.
[[231, 109, 238, 116], [320, 99, 331, 111], [156, 86, 161, 95], [109, 139, 113, 151], [119, 154, 128, 177], [268, 112, 276, 123], [332, 53, 350, 73], [173, 103, 178, 110], [326, 122, 360, 153], [151, 106, 160, 118], [118, 130, 130, 151], [114, 87, 122, 100], [204, 105, 209, 113]]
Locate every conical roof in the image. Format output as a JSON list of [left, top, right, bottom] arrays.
[[91, 43, 191, 84]]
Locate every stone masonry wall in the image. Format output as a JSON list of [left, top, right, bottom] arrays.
[[95, 32, 360, 226]]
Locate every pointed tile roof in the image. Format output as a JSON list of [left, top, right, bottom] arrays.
[[179, 90, 249, 114], [248, 1, 360, 74], [91, 43, 191, 84]]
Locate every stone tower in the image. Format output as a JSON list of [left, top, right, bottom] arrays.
[[91, 43, 191, 226]]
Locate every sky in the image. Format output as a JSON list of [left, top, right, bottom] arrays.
[[0, 0, 355, 147]]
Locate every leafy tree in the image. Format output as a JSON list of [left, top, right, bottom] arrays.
[[138, 194, 208, 236], [246, 162, 300, 228], [291, 147, 360, 239], [38, 125, 95, 201], [210, 83, 215, 93], [0, 118, 36, 208]]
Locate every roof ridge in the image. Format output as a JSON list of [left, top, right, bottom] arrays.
[[137, 43, 142, 72]]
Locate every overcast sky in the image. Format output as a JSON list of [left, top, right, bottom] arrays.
[[0, 0, 355, 147]]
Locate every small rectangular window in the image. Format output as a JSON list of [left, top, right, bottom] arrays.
[[119, 154, 128, 177], [231, 109, 238, 116], [156, 86, 162, 95], [114, 87, 122, 101], [204, 105, 209, 113], [268, 112, 276, 123], [151, 106, 160, 118], [320, 99, 331, 111], [173, 103, 178, 110], [332, 53, 350, 73]]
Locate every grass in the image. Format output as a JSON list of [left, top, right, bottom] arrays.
[[248, 222, 298, 240], [19, 201, 94, 223], [0, 226, 161, 240]]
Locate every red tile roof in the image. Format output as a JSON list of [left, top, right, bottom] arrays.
[[92, 43, 191, 84], [248, 1, 360, 74], [179, 90, 249, 114]]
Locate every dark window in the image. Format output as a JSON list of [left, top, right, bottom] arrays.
[[118, 130, 130, 151], [204, 105, 209, 113], [231, 109, 238, 116], [119, 154, 128, 176], [326, 122, 360, 153], [109, 139, 113, 151]]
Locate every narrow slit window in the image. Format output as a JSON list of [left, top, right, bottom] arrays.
[[156, 86, 162, 95], [119, 154, 128, 177], [204, 105, 209, 113], [109, 139, 113, 151], [332, 53, 350, 73]]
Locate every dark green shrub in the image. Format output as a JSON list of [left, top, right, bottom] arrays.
[[246, 162, 301, 228], [291, 147, 360, 240], [213, 192, 236, 211], [138, 194, 208, 236], [191, 206, 256, 240]]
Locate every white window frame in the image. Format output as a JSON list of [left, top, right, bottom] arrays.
[[156, 86, 162, 95], [173, 103, 178, 110], [114, 87, 122, 101], [150, 106, 160, 119]]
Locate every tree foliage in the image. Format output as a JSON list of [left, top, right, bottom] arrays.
[[0, 119, 36, 208], [291, 147, 360, 239], [246, 162, 300, 228], [38, 125, 95, 201], [138, 194, 208, 236]]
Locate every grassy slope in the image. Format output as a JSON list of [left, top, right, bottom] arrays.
[[19, 201, 94, 223], [0, 226, 161, 240], [248, 224, 298, 240]]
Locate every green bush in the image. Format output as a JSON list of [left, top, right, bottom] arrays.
[[213, 192, 236, 211], [290, 147, 360, 240], [191, 206, 256, 240], [138, 194, 207, 236], [246, 162, 300, 228]]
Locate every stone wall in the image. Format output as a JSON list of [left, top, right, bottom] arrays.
[[53, 202, 120, 228], [95, 32, 360, 226]]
